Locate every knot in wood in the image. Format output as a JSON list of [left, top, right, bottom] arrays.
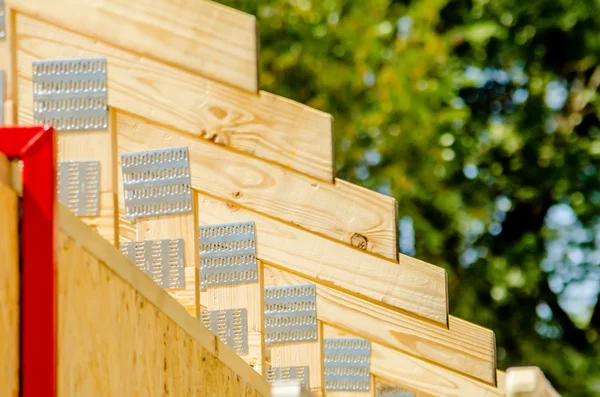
[[350, 233, 368, 250]]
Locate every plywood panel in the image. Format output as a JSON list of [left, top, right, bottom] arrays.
[[8, 0, 259, 92], [15, 13, 334, 182], [324, 325, 503, 397], [0, 176, 19, 397], [262, 266, 495, 385], [113, 113, 397, 260], [58, 205, 270, 397], [196, 192, 447, 326]]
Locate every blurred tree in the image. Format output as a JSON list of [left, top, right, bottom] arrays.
[[217, 0, 600, 395]]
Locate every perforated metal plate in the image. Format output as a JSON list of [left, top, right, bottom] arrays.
[[0, 69, 4, 125], [121, 147, 192, 219], [57, 161, 100, 216], [264, 284, 317, 344], [32, 58, 108, 130], [0, 0, 5, 40], [198, 221, 257, 287], [200, 309, 248, 355], [267, 366, 310, 389], [324, 338, 371, 391], [379, 386, 415, 397], [120, 239, 185, 289]]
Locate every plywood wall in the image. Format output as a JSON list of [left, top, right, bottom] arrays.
[[57, 206, 270, 397], [0, 160, 19, 397]]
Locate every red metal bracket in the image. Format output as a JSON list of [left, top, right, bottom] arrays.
[[0, 126, 56, 397]]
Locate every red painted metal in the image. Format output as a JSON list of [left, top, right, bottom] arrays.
[[0, 126, 56, 397]]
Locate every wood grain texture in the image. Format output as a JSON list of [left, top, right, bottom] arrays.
[[263, 275, 324, 394], [0, 181, 19, 397], [14, 13, 334, 181], [324, 325, 504, 397], [263, 266, 495, 385], [58, 204, 271, 396], [8, 0, 259, 92], [196, 192, 447, 326], [506, 367, 560, 397], [113, 113, 397, 259]]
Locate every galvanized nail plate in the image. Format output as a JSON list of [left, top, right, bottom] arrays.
[[0, 0, 5, 40], [57, 161, 100, 217], [121, 147, 192, 219], [199, 221, 257, 287], [324, 338, 371, 391], [267, 366, 310, 389], [264, 284, 317, 344], [379, 386, 415, 397], [33, 58, 108, 130], [200, 309, 248, 355], [120, 239, 185, 289]]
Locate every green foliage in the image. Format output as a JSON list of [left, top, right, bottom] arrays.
[[217, 0, 600, 394]]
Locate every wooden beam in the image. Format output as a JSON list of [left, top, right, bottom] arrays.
[[58, 204, 271, 396], [14, 12, 335, 182], [261, 265, 495, 384], [324, 325, 504, 397], [8, 0, 259, 92], [195, 192, 447, 325], [506, 367, 560, 397], [109, 112, 397, 260], [0, 174, 19, 397]]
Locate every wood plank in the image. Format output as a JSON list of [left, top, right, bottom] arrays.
[[506, 367, 560, 397], [58, 204, 271, 396], [0, 178, 19, 397], [111, 113, 397, 259], [324, 325, 504, 397], [15, 13, 335, 182], [196, 192, 447, 326], [263, 271, 324, 395], [262, 265, 495, 384], [8, 0, 259, 92]]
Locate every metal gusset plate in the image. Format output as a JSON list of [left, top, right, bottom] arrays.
[[120, 239, 185, 289], [324, 338, 371, 391], [198, 221, 257, 287], [200, 309, 248, 355], [57, 161, 100, 216], [264, 284, 317, 344], [0, 69, 4, 125], [379, 386, 415, 397], [267, 366, 310, 389], [0, 0, 5, 40], [32, 58, 108, 130], [121, 147, 192, 219]]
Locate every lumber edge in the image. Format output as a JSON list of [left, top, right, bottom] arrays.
[[506, 367, 561, 397]]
